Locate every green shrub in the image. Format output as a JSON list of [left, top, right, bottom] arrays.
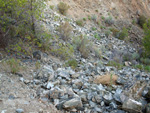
[[83, 18, 87, 21], [101, 16, 105, 20], [118, 27, 128, 40], [73, 35, 90, 58], [52, 42, 74, 60], [58, 2, 70, 15], [6, 58, 21, 74], [143, 20, 150, 57], [76, 19, 84, 26], [91, 15, 97, 21], [144, 65, 150, 72], [105, 30, 111, 37], [132, 52, 140, 60], [88, 15, 91, 20], [92, 27, 97, 31], [138, 15, 147, 28], [58, 22, 73, 41], [78, 37, 91, 58], [65, 59, 78, 69], [107, 61, 123, 69], [105, 16, 114, 25], [140, 58, 150, 65], [94, 33, 101, 40]]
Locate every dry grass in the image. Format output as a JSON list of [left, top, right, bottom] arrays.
[[58, 22, 73, 41], [94, 73, 118, 85]]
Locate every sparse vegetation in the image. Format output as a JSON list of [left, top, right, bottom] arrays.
[[7, 58, 21, 74], [142, 19, 150, 57], [91, 15, 97, 21], [105, 16, 114, 25], [58, 22, 73, 41], [76, 20, 84, 26], [58, 2, 70, 15], [138, 15, 147, 28], [73, 35, 91, 58], [65, 59, 78, 69], [117, 27, 128, 40], [94, 33, 101, 40], [107, 61, 124, 69]]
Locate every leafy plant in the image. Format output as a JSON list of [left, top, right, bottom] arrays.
[[58, 2, 70, 15]]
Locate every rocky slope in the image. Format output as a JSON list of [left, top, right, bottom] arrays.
[[0, 0, 150, 113]]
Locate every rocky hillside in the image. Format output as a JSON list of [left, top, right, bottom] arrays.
[[0, 0, 150, 113]]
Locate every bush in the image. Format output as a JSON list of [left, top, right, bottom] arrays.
[[58, 22, 73, 41], [78, 37, 91, 58], [6, 58, 21, 74], [52, 42, 74, 60], [76, 20, 84, 27], [105, 16, 114, 25], [72, 35, 90, 58], [58, 2, 70, 15], [94, 33, 101, 40], [65, 59, 78, 69], [117, 27, 128, 40], [91, 15, 97, 21], [110, 27, 119, 37], [138, 15, 147, 28], [143, 19, 150, 57], [107, 61, 123, 69], [140, 58, 150, 65], [105, 30, 111, 37]]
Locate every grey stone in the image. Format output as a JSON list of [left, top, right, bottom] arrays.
[[94, 107, 102, 113], [122, 98, 142, 113], [16, 109, 24, 113], [114, 88, 122, 103], [63, 98, 83, 110], [46, 82, 54, 89], [110, 102, 117, 109], [49, 87, 64, 99], [33, 51, 42, 60], [110, 110, 126, 113], [89, 101, 96, 108], [146, 103, 150, 113], [103, 93, 113, 104]]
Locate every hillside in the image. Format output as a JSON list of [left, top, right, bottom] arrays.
[[0, 0, 150, 113]]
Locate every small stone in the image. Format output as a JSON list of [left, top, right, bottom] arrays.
[[46, 82, 54, 89], [103, 93, 113, 104], [89, 101, 96, 108], [16, 109, 24, 113], [20, 77, 24, 82], [110, 110, 126, 113], [49, 87, 64, 99], [63, 98, 83, 110], [146, 103, 150, 113], [33, 51, 42, 60], [122, 98, 142, 113], [101, 101, 105, 106], [94, 106, 102, 112]]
